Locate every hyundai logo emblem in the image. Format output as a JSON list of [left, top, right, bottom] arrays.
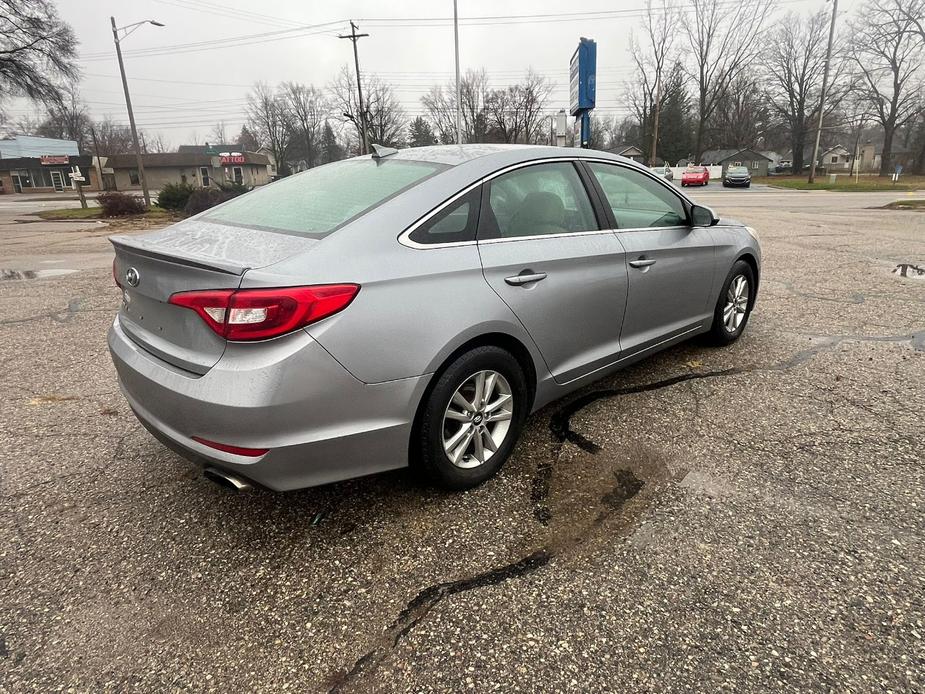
[[125, 267, 140, 287]]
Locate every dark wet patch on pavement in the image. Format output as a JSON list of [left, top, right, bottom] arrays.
[[0, 268, 77, 281], [0, 269, 37, 280]]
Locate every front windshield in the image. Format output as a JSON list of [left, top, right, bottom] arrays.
[[203, 158, 446, 237], [727, 166, 748, 174], [685, 167, 704, 173]]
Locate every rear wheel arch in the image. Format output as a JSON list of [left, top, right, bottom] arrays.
[[409, 332, 538, 466], [426, 332, 537, 411]]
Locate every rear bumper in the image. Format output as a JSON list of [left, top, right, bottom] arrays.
[[108, 316, 429, 490]]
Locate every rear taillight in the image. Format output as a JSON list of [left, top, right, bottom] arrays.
[[168, 284, 359, 341]]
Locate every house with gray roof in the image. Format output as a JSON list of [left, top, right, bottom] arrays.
[[700, 149, 771, 176]]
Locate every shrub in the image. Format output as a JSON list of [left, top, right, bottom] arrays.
[[156, 182, 196, 210], [218, 180, 251, 194], [97, 191, 146, 217], [183, 183, 250, 216]]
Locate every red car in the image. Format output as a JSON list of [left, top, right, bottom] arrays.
[[681, 166, 710, 187]]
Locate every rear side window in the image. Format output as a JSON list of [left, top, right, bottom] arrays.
[[409, 187, 480, 244], [588, 162, 687, 229], [479, 162, 598, 240], [203, 159, 445, 237]]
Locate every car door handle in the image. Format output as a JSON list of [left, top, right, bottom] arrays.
[[628, 258, 657, 269], [504, 271, 547, 286]]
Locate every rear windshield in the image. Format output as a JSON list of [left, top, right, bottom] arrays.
[[202, 158, 446, 237]]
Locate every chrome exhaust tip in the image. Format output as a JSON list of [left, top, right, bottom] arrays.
[[203, 466, 252, 492]]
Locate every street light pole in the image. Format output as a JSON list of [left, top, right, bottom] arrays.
[[453, 0, 462, 144], [110, 16, 163, 207], [808, 0, 838, 184]]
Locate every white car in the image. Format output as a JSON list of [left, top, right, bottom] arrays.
[[650, 165, 673, 181]]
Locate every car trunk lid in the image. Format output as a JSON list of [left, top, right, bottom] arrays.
[[111, 220, 318, 374]]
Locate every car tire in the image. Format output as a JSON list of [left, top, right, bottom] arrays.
[[746, 182, 751, 188], [707, 260, 756, 346], [415, 346, 528, 490]]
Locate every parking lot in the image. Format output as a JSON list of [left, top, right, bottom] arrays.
[[1, 188, 923, 692]]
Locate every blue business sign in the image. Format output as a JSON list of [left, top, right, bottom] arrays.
[[569, 37, 596, 116]]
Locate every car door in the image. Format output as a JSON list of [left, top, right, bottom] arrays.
[[584, 160, 716, 357], [477, 160, 629, 384]]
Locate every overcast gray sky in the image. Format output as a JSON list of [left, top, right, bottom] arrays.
[[10, 0, 858, 148]]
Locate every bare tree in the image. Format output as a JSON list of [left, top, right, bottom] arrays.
[[330, 67, 405, 150], [484, 70, 554, 144], [710, 72, 772, 148], [897, 0, 925, 40], [0, 0, 79, 118], [763, 9, 855, 173], [209, 121, 228, 145], [420, 69, 490, 144], [459, 69, 489, 143], [421, 84, 458, 144], [143, 131, 170, 153], [681, 0, 775, 160], [36, 85, 90, 150], [641, 0, 680, 164], [91, 117, 135, 155], [849, 0, 925, 175], [282, 82, 327, 167], [247, 82, 293, 175], [763, 10, 831, 173]]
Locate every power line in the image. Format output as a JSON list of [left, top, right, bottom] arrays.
[[152, 0, 307, 29], [77, 20, 346, 61]]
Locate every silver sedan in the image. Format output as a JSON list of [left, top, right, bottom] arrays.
[[109, 145, 760, 491]]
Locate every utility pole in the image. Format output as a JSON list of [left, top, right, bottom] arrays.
[[90, 124, 103, 191], [111, 16, 157, 207], [453, 0, 462, 144], [339, 21, 370, 155], [649, 75, 661, 166], [809, 0, 838, 184]]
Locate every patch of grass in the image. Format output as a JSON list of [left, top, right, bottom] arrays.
[[882, 199, 925, 209], [755, 175, 925, 192], [37, 207, 103, 220], [37, 206, 174, 221]]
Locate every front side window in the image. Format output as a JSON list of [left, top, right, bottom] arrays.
[[409, 187, 480, 245], [479, 162, 598, 239], [203, 158, 445, 237], [588, 162, 687, 229]]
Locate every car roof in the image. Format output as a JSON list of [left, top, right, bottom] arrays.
[[375, 143, 631, 169]]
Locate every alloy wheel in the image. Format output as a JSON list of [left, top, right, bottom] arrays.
[[723, 275, 749, 333], [442, 370, 514, 469]]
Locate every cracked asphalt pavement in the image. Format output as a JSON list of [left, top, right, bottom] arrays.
[[1, 189, 923, 692]]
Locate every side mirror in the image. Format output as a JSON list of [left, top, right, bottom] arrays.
[[690, 204, 718, 227]]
